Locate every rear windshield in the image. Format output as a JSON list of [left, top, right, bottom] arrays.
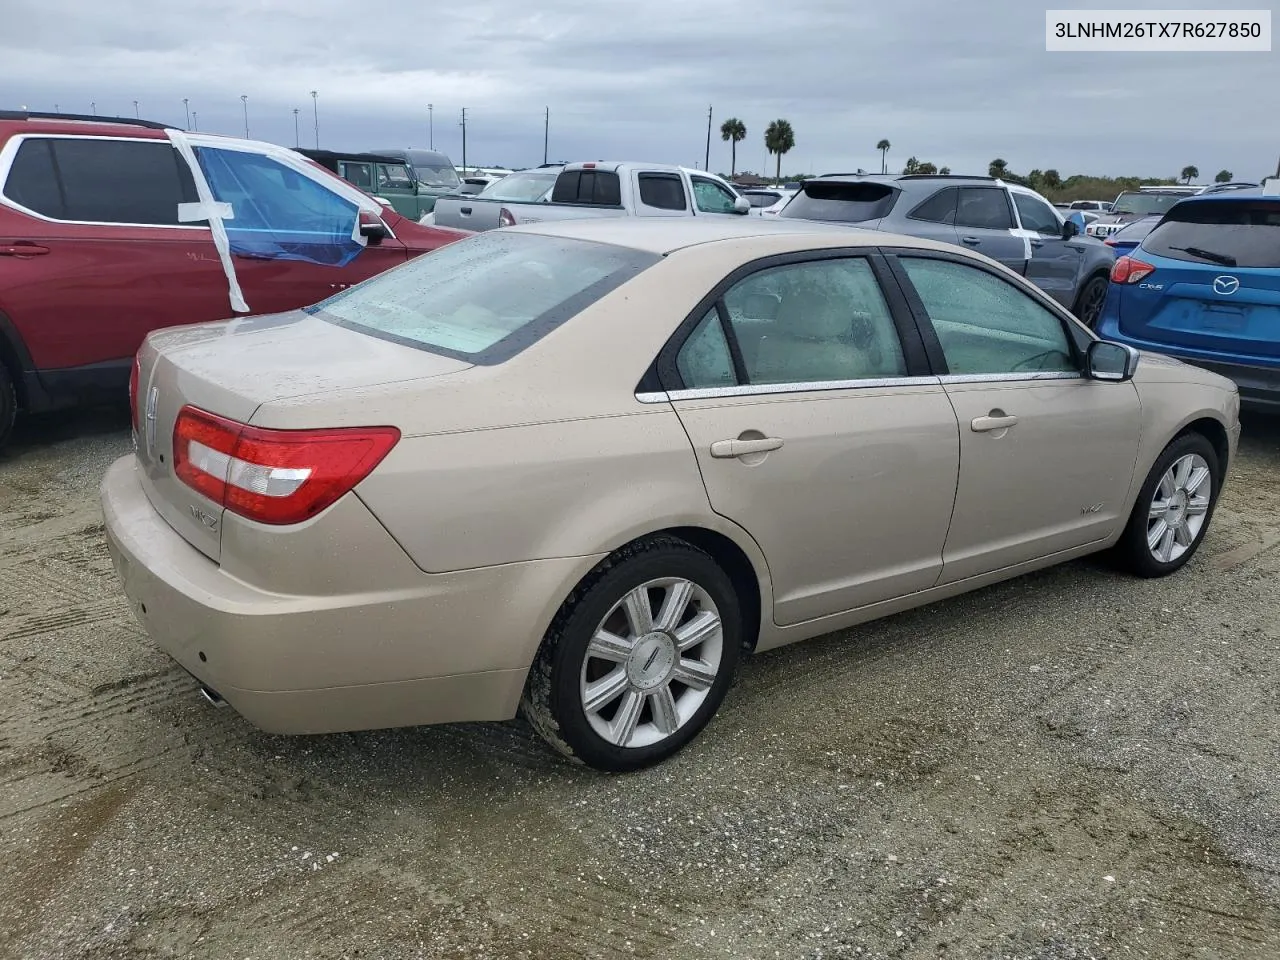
[[1142, 200, 1280, 269], [551, 169, 622, 205], [479, 172, 557, 201], [307, 232, 658, 363], [1109, 192, 1183, 216], [778, 181, 897, 222]]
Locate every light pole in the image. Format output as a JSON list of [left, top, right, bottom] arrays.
[[133, 100, 140, 119], [293, 108, 300, 148], [704, 105, 712, 173], [544, 106, 549, 165], [192, 111, 198, 132], [183, 98, 190, 129], [240, 95, 249, 138], [90, 101, 96, 116], [428, 103, 433, 149], [310, 91, 319, 148], [460, 108, 467, 175]]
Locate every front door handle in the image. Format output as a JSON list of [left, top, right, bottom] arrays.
[[460, 207, 472, 215], [710, 437, 784, 458], [971, 413, 1019, 432], [1030, 239, 1044, 248], [960, 236, 981, 245], [0, 241, 51, 256]]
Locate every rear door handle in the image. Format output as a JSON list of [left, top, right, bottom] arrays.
[[971, 414, 1019, 432], [0, 242, 50, 256], [460, 207, 472, 215], [710, 437, 784, 458], [960, 236, 981, 245]]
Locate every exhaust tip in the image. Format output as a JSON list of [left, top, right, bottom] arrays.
[[198, 683, 227, 708]]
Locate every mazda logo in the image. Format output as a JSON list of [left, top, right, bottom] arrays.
[[1213, 275, 1240, 296]]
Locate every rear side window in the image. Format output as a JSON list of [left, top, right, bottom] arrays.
[[551, 169, 622, 205], [3, 137, 197, 224], [1142, 200, 1280, 269], [309, 231, 659, 363], [779, 181, 897, 222], [955, 188, 1013, 229], [638, 173, 688, 211], [909, 187, 958, 223]]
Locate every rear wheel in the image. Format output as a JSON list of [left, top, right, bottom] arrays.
[[0, 363, 16, 453], [522, 536, 741, 771], [1074, 274, 1109, 328], [1114, 433, 1220, 577]]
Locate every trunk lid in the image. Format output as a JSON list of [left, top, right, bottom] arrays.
[[133, 310, 471, 562]]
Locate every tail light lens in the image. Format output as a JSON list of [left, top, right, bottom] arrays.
[[128, 356, 140, 430], [498, 207, 516, 228], [172, 406, 399, 526], [1111, 255, 1156, 285]]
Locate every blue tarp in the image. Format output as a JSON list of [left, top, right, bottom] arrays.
[[195, 147, 364, 267]]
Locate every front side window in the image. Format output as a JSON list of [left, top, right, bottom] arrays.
[[900, 257, 1077, 376], [379, 163, 414, 188], [195, 147, 363, 266], [720, 258, 907, 385], [692, 177, 738, 214], [638, 173, 688, 211], [954, 188, 1013, 229], [309, 231, 658, 362], [1013, 193, 1062, 236], [2, 137, 197, 225]]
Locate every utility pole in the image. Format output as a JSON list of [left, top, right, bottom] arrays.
[[310, 90, 319, 148], [704, 105, 712, 173], [293, 108, 300, 147], [460, 108, 467, 175], [183, 98, 190, 129], [133, 100, 139, 118], [428, 103, 433, 149], [543, 106, 549, 165], [90, 101, 96, 116], [240, 95, 249, 138]]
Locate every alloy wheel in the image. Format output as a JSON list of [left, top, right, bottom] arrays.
[[1147, 453, 1211, 563]]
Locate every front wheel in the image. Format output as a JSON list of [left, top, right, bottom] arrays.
[[521, 536, 742, 772], [1074, 274, 1109, 329], [1113, 433, 1220, 577]]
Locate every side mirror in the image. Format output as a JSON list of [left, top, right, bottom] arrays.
[[358, 211, 390, 245], [1062, 216, 1082, 239], [1086, 340, 1138, 382], [733, 196, 751, 215]]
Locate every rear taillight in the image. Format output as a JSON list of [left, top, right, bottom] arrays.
[[498, 207, 516, 228], [128, 356, 140, 430], [172, 406, 399, 526], [1110, 255, 1156, 285]]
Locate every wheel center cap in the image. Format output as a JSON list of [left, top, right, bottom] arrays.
[[1167, 489, 1189, 523], [626, 632, 676, 691]]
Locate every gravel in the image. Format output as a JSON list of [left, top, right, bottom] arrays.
[[1, 407, 1278, 960]]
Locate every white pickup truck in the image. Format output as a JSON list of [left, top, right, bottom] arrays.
[[427, 161, 751, 232]]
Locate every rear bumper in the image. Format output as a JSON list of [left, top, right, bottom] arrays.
[[100, 456, 599, 734]]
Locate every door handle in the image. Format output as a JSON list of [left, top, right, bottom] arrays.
[[971, 414, 1019, 432], [1030, 239, 1044, 248], [0, 242, 50, 256], [960, 236, 981, 245], [710, 437, 784, 458], [460, 207, 472, 215]]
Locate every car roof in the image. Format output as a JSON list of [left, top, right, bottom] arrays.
[[807, 173, 1001, 187], [0, 113, 173, 139], [1173, 185, 1280, 203], [503, 216, 961, 256]]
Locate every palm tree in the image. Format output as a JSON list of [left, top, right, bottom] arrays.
[[764, 119, 795, 183], [1215, 169, 1233, 183], [989, 158, 1009, 178], [902, 156, 920, 174], [1180, 165, 1199, 184], [876, 139, 891, 174], [720, 118, 747, 177], [1042, 169, 1061, 189]]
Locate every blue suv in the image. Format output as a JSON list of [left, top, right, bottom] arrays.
[[1095, 187, 1280, 411]]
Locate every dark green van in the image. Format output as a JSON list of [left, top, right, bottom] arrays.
[[296, 149, 446, 220]]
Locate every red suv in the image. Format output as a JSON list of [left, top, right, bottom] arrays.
[[0, 111, 467, 450]]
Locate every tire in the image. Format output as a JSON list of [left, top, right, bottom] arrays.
[[1074, 273, 1109, 329], [521, 535, 742, 772], [1113, 433, 1220, 578], [0, 362, 16, 454]]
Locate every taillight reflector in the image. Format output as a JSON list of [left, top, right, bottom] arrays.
[[172, 406, 399, 526], [1110, 255, 1156, 285]]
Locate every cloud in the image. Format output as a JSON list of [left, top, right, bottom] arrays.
[[2, 0, 1274, 180]]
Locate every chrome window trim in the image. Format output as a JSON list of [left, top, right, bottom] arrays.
[[938, 371, 1082, 384], [637, 375, 938, 403]]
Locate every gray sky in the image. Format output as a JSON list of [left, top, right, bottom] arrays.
[[3, 0, 1275, 181]]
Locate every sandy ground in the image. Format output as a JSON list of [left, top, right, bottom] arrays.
[[0, 407, 1277, 960]]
